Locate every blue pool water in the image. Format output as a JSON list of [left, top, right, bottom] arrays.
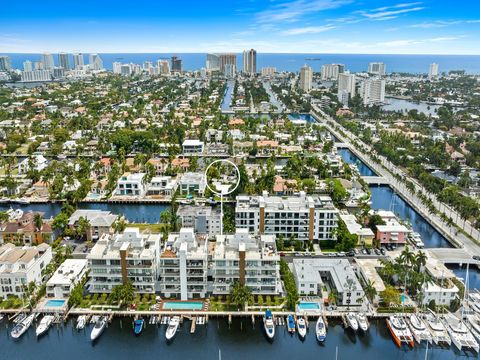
[[163, 301, 204, 310], [297, 302, 320, 310], [45, 299, 66, 307]]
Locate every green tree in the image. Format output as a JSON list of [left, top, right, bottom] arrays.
[[230, 281, 253, 310]]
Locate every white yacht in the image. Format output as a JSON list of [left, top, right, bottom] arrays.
[[442, 312, 479, 352], [36, 315, 54, 337], [386, 315, 414, 347], [467, 315, 480, 341], [11, 314, 35, 340], [406, 314, 432, 344], [315, 317, 327, 343], [423, 311, 451, 345], [356, 313, 369, 332], [408, 232, 424, 248], [263, 310, 275, 340], [297, 317, 307, 339], [165, 316, 180, 341], [346, 313, 359, 331], [90, 316, 107, 342], [76, 315, 87, 330]]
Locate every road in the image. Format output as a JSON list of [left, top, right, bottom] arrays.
[[311, 105, 480, 257]]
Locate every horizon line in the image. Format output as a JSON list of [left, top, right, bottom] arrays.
[[2, 52, 480, 56]]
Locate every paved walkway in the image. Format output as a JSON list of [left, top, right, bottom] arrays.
[[311, 106, 480, 257]]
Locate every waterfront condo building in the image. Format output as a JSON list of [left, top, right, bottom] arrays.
[[321, 63, 345, 80], [429, 63, 439, 78], [87, 228, 161, 294], [176, 205, 222, 238], [337, 73, 356, 106], [360, 78, 385, 106], [235, 191, 338, 242], [298, 65, 313, 92], [212, 228, 281, 295], [0, 243, 52, 300], [242, 49, 257, 75], [368, 62, 386, 75], [159, 228, 209, 300], [219, 53, 237, 74], [292, 258, 364, 306], [46, 259, 88, 298]]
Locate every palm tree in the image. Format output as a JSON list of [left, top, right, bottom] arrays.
[[230, 281, 253, 311], [415, 251, 427, 272], [364, 279, 378, 303], [33, 213, 43, 231]]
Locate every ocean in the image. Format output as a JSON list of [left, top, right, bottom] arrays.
[[4, 53, 480, 74]]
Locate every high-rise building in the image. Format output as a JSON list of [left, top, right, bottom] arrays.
[[23, 60, 33, 72], [73, 53, 84, 69], [321, 64, 345, 80], [157, 60, 170, 74], [0, 56, 12, 71], [21, 70, 52, 82], [337, 73, 356, 106], [429, 63, 439, 79], [261, 67, 276, 77], [206, 53, 220, 71], [58, 53, 70, 70], [89, 54, 103, 71], [360, 78, 385, 106], [171, 56, 182, 72], [219, 53, 237, 73], [224, 63, 236, 78], [112, 62, 122, 74], [41, 53, 54, 70], [368, 62, 386, 76], [242, 49, 256, 75], [34, 61, 44, 70], [298, 65, 313, 92]]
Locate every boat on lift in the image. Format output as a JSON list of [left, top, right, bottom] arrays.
[[76, 315, 87, 330]]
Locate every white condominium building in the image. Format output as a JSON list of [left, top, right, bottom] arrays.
[[321, 63, 345, 80], [261, 67, 276, 77], [429, 63, 439, 78], [292, 258, 364, 306], [159, 228, 208, 300], [87, 228, 161, 294], [0, 243, 52, 300], [299, 65, 313, 92], [115, 172, 147, 197], [46, 259, 88, 298], [176, 205, 222, 238], [235, 191, 338, 242], [21, 70, 52, 82], [368, 62, 386, 75], [360, 78, 385, 105], [212, 228, 281, 295], [337, 73, 356, 105]]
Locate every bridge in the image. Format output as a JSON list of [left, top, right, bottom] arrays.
[[428, 248, 480, 266], [334, 142, 349, 148], [361, 176, 391, 185]]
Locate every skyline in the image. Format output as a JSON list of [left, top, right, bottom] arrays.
[[1, 1, 480, 55]]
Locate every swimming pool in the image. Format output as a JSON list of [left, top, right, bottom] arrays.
[[297, 302, 321, 311], [163, 301, 204, 310], [45, 299, 66, 307]]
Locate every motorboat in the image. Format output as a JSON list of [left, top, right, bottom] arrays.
[[346, 313, 359, 331], [423, 311, 451, 345], [90, 316, 107, 342], [165, 316, 180, 341], [408, 232, 424, 249], [386, 315, 414, 347], [287, 314, 295, 334], [134, 318, 144, 336], [407, 314, 432, 344], [263, 310, 275, 340], [36, 315, 54, 337], [76, 315, 87, 330], [442, 312, 479, 352], [11, 314, 35, 340], [315, 317, 327, 343], [356, 313, 369, 332], [297, 317, 307, 339]]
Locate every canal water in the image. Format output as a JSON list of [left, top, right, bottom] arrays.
[[0, 203, 168, 223], [221, 80, 235, 112], [1, 318, 476, 360]]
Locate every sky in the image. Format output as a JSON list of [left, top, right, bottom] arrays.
[[1, 0, 480, 54]]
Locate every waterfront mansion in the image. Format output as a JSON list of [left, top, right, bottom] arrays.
[[235, 191, 339, 242]]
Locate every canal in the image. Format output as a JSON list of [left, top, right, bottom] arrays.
[[1, 318, 476, 360], [221, 80, 235, 112]]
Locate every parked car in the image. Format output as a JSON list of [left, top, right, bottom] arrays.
[[380, 248, 386, 256], [374, 248, 380, 255]]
